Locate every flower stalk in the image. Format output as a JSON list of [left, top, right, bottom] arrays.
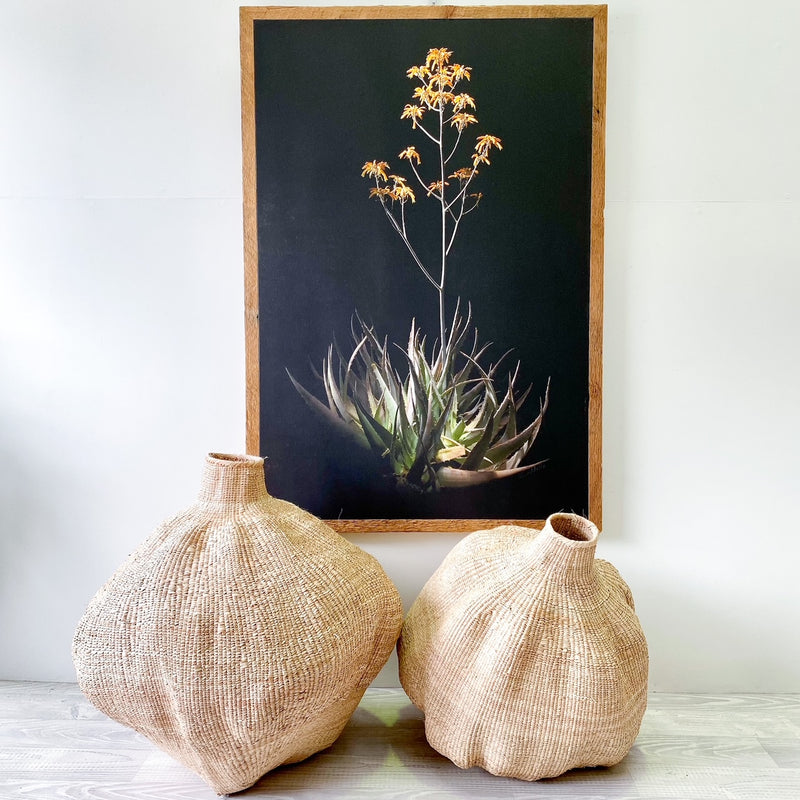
[[361, 47, 502, 357]]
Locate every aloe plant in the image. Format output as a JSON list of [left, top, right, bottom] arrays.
[[289, 305, 549, 491], [289, 47, 549, 492]]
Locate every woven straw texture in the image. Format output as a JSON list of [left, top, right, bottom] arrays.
[[73, 453, 403, 795], [398, 512, 648, 781]]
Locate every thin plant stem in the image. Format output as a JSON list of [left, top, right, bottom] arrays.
[[438, 97, 447, 358]]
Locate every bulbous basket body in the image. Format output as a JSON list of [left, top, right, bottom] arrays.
[[73, 454, 403, 795], [398, 513, 648, 781]]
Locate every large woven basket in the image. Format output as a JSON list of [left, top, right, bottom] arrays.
[[398, 513, 648, 781], [73, 453, 403, 794]]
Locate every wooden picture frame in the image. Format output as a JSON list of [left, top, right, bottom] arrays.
[[241, 5, 606, 533]]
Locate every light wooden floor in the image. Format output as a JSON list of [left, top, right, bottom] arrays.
[[0, 682, 798, 799]]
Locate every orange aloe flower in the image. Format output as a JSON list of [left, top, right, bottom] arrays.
[[475, 134, 503, 156], [449, 167, 477, 182], [452, 93, 476, 112], [362, 160, 391, 181], [401, 104, 426, 127], [398, 146, 422, 165], [425, 48, 453, 70], [412, 86, 435, 106], [428, 91, 455, 109], [406, 65, 431, 80], [427, 180, 449, 197], [451, 112, 478, 131], [430, 70, 456, 90], [393, 184, 416, 203]]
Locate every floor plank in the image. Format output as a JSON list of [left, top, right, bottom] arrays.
[[1, 682, 799, 799], [757, 737, 800, 768]]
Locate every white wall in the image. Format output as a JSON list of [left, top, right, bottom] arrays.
[[1, 0, 798, 692]]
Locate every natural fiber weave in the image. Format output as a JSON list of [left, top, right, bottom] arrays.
[[73, 453, 403, 795], [398, 513, 648, 781]]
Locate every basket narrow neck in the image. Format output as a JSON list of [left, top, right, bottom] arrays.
[[197, 454, 268, 508], [532, 513, 599, 586]]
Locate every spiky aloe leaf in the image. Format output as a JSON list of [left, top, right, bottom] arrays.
[[406, 386, 455, 486], [286, 370, 368, 448], [436, 461, 546, 487], [369, 363, 400, 420], [460, 412, 497, 471], [408, 395, 454, 484], [353, 401, 394, 457], [323, 346, 352, 421], [484, 380, 550, 468]]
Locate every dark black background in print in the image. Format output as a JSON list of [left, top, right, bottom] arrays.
[[253, 18, 594, 520]]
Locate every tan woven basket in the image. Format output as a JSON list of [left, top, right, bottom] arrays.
[[398, 513, 648, 781], [73, 453, 403, 794]]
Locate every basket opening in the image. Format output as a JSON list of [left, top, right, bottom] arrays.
[[550, 514, 593, 542], [208, 453, 262, 465]]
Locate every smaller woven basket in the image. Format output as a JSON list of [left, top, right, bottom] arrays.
[[73, 453, 403, 794], [398, 513, 648, 781]]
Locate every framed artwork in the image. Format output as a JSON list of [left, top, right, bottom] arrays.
[[240, 5, 606, 532]]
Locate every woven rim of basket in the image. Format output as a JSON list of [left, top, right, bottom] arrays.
[[207, 453, 264, 467], [547, 512, 599, 545]]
